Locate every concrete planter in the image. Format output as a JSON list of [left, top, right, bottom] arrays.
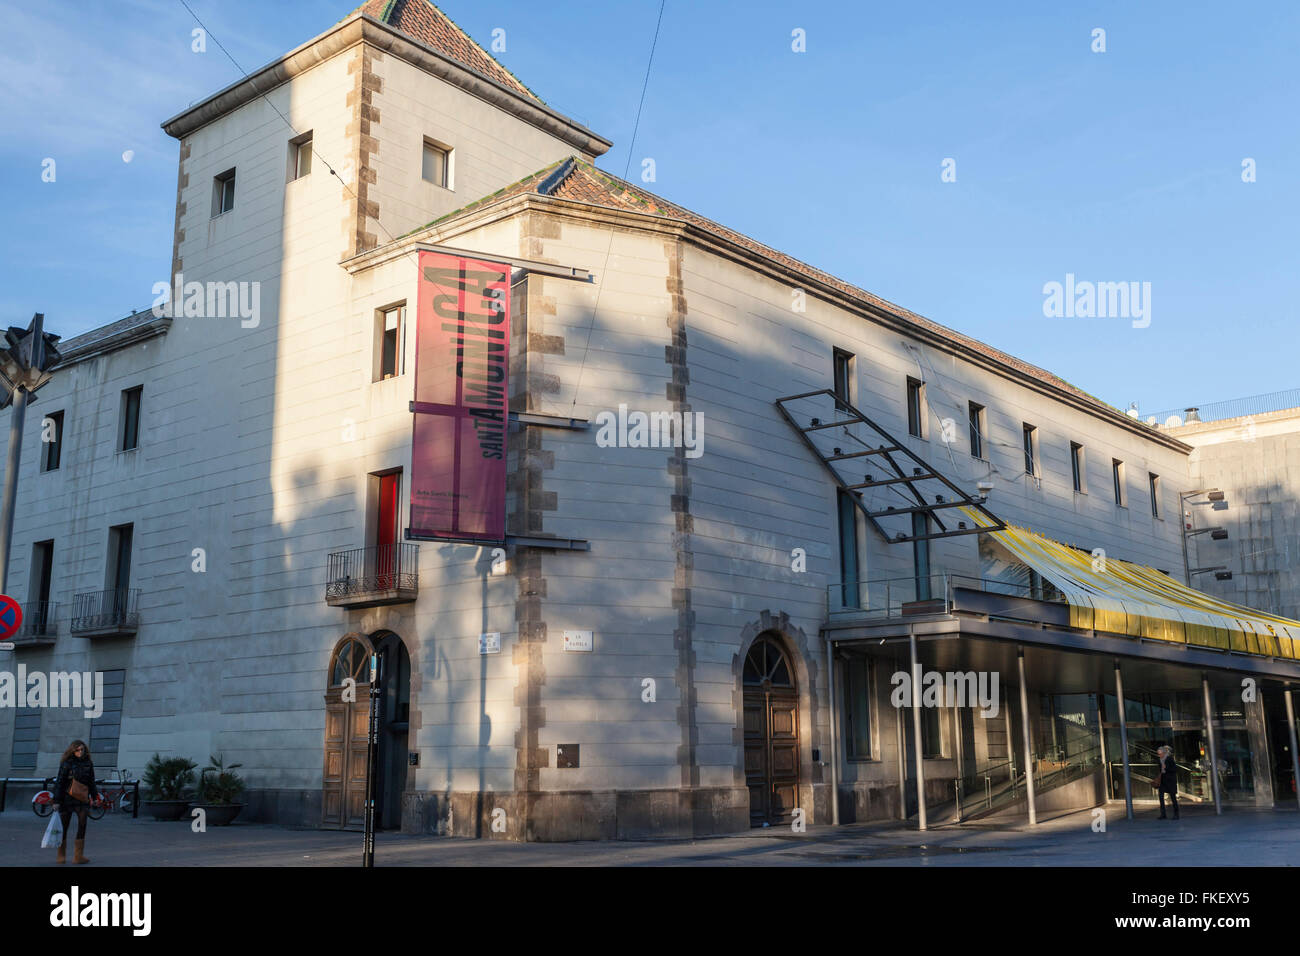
[[142, 799, 190, 821]]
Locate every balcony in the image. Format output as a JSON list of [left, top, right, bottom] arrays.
[[70, 589, 140, 638], [10, 601, 58, 647], [326, 543, 419, 609]]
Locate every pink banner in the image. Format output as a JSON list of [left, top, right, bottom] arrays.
[[410, 250, 510, 541]]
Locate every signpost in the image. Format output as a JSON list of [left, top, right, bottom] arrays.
[[0, 313, 61, 593], [362, 651, 380, 868]]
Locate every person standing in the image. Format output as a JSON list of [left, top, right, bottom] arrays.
[[1156, 744, 1180, 820], [53, 739, 98, 863]]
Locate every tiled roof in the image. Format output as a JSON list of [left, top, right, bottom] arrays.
[[419, 157, 1130, 421], [355, 0, 541, 103], [54, 308, 169, 367]]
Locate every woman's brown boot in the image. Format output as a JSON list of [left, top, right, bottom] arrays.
[[56, 836, 66, 864], [73, 839, 89, 864]]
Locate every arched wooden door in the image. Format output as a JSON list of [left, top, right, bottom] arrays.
[[743, 636, 800, 826], [323, 635, 374, 829]]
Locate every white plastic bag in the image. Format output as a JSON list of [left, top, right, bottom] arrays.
[[41, 812, 63, 849]]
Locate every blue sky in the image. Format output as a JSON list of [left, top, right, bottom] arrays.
[[1, 0, 1295, 415]]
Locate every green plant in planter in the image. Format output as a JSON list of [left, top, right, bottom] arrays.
[[142, 754, 198, 801], [197, 753, 245, 805]]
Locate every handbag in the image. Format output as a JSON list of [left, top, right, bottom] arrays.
[[67, 777, 89, 803], [42, 813, 63, 849]]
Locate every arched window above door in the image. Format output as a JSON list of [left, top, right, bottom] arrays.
[[330, 636, 372, 687], [743, 637, 794, 688]]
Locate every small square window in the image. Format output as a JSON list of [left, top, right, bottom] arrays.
[[289, 132, 312, 181], [422, 140, 451, 188], [212, 168, 236, 216]]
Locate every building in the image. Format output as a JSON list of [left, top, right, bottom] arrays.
[[2, 1, 1298, 839]]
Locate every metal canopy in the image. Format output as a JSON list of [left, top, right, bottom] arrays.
[[775, 388, 1005, 544]]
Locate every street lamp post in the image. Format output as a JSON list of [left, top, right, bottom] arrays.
[[0, 313, 62, 593]]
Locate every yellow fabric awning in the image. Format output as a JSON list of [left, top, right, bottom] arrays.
[[960, 507, 1299, 661]]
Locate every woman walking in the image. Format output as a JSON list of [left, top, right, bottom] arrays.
[[53, 739, 98, 863], [1156, 744, 1180, 820]]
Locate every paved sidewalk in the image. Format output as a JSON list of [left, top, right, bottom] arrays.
[[2, 804, 1296, 866]]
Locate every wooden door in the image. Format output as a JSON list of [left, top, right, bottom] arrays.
[[375, 473, 399, 589], [743, 637, 800, 826], [323, 636, 374, 830]]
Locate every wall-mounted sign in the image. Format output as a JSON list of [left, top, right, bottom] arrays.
[[0, 595, 22, 642], [409, 250, 511, 542], [479, 632, 502, 655], [562, 630, 593, 653]]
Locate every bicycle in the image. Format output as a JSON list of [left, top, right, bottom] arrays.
[[29, 769, 136, 820], [89, 769, 136, 819]]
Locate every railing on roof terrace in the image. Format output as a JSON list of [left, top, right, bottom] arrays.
[[828, 572, 1065, 621], [1146, 387, 1300, 426]]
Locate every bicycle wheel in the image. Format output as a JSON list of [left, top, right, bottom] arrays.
[[86, 799, 107, 821], [32, 794, 54, 818], [118, 791, 134, 814]]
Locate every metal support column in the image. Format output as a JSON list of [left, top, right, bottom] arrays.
[[909, 631, 927, 831], [1097, 688, 1110, 805], [1202, 674, 1223, 815], [825, 638, 840, 826], [1017, 648, 1037, 825], [0, 387, 29, 593], [1285, 687, 1300, 812], [895, 655, 907, 821], [1114, 661, 1133, 820]]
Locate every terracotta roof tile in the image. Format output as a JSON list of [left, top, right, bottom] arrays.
[[355, 0, 541, 103]]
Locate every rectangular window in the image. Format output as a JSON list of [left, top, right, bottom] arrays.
[[212, 168, 236, 216], [906, 377, 925, 438], [289, 131, 312, 180], [1070, 442, 1085, 493], [912, 512, 931, 601], [1112, 459, 1126, 507], [1022, 423, 1038, 476], [30, 540, 53, 635], [422, 139, 451, 188], [838, 490, 860, 608], [375, 305, 406, 381], [120, 386, 142, 451], [9, 707, 40, 771], [844, 656, 872, 759], [921, 705, 943, 758], [832, 348, 853, 409], [107, 523, 133, 598], [1149, 473, 1161, 518], [968, 402, 985, 459], [89, 670, 126, 765], [40, 410, 63, 471]]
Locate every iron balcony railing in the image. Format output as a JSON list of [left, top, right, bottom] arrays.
[[18, 600, 58, 638], [326, 543, 419, 602], [69, 589, 140, 634]]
